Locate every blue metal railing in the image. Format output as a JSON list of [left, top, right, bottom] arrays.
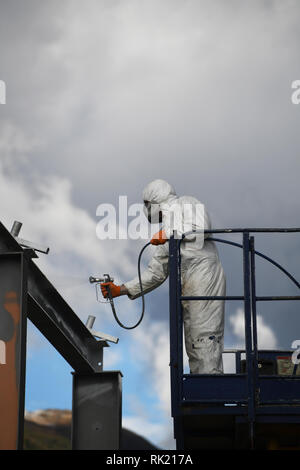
[[168, 228, 300, 449]]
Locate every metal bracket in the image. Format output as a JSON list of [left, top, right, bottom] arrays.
[[85, 315, 119, 344], [88, 328, 119, 344], [10, 221, 50, 254]]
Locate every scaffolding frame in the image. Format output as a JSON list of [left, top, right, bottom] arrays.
[[168, 228, 300, 449]]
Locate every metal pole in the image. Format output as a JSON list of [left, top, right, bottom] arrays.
[[177, 236, 184, 395], [242, 232, 255, 449], [176, 236, 185, 450], [169, 235, 179, 416], [169, 235, 183, 448], [72, 371, 122, 450], [10, 221, 22, 238], [250, 236, 259, 435], [85, 315, 96, 329]]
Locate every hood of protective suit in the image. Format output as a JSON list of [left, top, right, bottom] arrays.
[[143, 179, 176, 205], [143, 179, 177, 223], [143, 179, 209, 240]]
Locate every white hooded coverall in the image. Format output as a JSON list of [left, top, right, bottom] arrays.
[[124, 180, 226, 374]]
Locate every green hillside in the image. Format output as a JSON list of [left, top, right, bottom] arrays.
[[24, 421, 71, 450], [23, 411, 158, 450]]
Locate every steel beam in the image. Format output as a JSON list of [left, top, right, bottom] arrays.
[[72, 371, 122, 450], [27, 262, 106, 373], [0, 221, 105, 373]]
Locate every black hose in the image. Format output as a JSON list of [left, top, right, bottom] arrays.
[[107, 242, 151, 329]]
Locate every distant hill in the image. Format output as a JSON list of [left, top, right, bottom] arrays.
[[24, 409, 158, 450]]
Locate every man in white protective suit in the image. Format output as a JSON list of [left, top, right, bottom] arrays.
[[101, 179, 226, 374]]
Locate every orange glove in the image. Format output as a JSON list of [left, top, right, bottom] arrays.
[[101, 282, 121, 299], [150, 229, 168, 245]]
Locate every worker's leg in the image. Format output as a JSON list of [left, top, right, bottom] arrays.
[[182, 262, 226, 374], [183, 306, 223, 373], [191, 332, 224, 374]]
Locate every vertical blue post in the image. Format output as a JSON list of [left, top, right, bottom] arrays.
[[242, 232, 255, 448], [177, 238, 184, 398], [169, 235, 179, 418], [250, 237, 259, 398], [169, 234, 184, 449], [235, 351, 242, 373]]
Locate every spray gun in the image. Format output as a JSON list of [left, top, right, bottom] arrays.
[[89, 241, 151, 330], [89, 272, 128, 327], [89, 274, 114, 304]]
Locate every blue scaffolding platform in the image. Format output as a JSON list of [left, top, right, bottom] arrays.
[[168, 229, 300, 450]]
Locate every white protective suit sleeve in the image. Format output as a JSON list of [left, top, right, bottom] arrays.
[[124, 244, 169, 300]]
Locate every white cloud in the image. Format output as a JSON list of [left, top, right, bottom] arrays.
[[122, 415, 166, 448], [102, 347, 121, 369], [123, 317, 183, 449], [229, 307, 277, 350], [0, 121, 41, 167], [0, 146, 139, 329], [133, 320, 171, 412], [1, 0, 300, 225]]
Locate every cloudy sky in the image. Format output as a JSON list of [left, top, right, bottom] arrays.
[[0, 0, 300, 449]]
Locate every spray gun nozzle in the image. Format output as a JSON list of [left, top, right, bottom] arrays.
[[89, 274, 114, 284], [89, 276, 101, 284]]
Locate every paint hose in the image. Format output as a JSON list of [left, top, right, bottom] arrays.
[[107, 242, 151, 330]]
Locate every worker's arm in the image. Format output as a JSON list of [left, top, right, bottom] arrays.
[[123, 244, 169, 300]]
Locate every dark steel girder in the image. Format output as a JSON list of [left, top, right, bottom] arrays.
[[0, 221, 104, 373]]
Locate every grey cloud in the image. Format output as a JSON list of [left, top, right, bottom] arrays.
[[0, 0, 299, 342]]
